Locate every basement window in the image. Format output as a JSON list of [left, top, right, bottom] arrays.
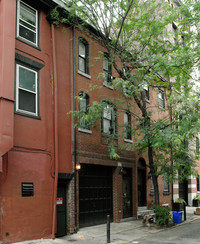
[[21, 182, 34, 197]]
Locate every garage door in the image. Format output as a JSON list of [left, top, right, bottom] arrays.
[[79, 164, 113, 227]]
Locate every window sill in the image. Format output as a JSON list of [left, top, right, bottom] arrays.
[[15, 110, 41, 120], [16, 37, 41, 51], [123, 92, 132, 99], [163, 191, 171, 195], [101, 132, 117, 137], [78, 70, 91, 79], [78, 128, 92, 134], [103, 82, 114, 90], [145, 99, 150, 103], [158, 106, 165, 110], [124, 139, 133, 143]]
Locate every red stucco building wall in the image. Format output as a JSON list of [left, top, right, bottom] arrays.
[[0, 0, 73, 243]]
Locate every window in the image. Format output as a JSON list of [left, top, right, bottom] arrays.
[[143, 84, 150, 101], [196, 137, 199, 153], [150, 176, 154, 193], [16, 64, 39, 116], [102, 102, 117, 135], [164, 173, 169, 192], [103, 53, 112, 86], [124, 111, 132, 140], [79, 92, 90, 129], [123, 80, 132, 98], [78, 38, 89, 74], [197, 175, 200, 192], [17, 0, 38, 46], [158, 89, 165, 109], [172, 22, 178, 44]]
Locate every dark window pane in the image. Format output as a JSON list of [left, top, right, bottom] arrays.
[[79, 57, 86, 73], [20, 2, 36, 26], [164, 173, 169, 192], [196, 137, 199, 153], [19, 25, 36, 43], [79, 42, 86, 58], [20, 19, 36, 31], [103, 119, 110, 134], [19, 66, 36, 92], [197, 176, 200, 192], [19, 89, 36, 113], [103, 57, 108, 70], [158, 91, 165, 108]]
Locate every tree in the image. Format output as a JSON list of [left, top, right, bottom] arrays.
[[52, 0, 200, 205]]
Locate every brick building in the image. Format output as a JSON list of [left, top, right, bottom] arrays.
[[0, 0, 199, 243]]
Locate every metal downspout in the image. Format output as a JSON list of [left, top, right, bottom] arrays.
[[51, 23, 59, 239], [72, 25, 78, 232]]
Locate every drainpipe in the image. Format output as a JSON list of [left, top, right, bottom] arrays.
[[169, 84, 174, 207], [51, 23, 59, 239], [72, 25, 78, 232]]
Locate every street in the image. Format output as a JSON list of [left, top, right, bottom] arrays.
[[135, 218, 200, 244], [14, 208, 200, 244]]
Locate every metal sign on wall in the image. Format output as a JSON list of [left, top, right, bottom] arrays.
[[56, 197, 63, 205]]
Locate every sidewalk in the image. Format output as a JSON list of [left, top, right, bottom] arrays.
[[15, 207, 200, 244]]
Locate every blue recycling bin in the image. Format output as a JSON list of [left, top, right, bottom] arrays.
[[173, 211, 182, 223]]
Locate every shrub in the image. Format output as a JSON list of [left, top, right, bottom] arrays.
[[154, 205, 171, 226], [174, 198, 186, 204], [193, 195, 200, 200]]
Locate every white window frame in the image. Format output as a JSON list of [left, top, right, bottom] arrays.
[[164, 173, 169, 192], [16, 64, 38, 116], [143, 84, 150, 101], [79, 93, 90, 130], [158, 90, 165, 109], [150, 176, 154, 193], [124, 111, 132, 140], [16, 0, 38, 46], [78, 38, 89, 74], [102, 103, 116, 135], [103, 53, 112, 87]]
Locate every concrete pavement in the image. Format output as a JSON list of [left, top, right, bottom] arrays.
[[15, 207, 200, 244]]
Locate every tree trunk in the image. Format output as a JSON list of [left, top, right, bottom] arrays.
[[148, 143, 160, 206]]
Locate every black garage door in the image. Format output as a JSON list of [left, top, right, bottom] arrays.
[[79, 164, 113, 227]]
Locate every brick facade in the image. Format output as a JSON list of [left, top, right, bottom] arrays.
[[1, 1, 200, 243]]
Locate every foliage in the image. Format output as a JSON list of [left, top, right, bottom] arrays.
[[193, 195, 200, 200], [154, 205, 172, 226], [54, 0, 200, 205], [174, 198, 186, 204]]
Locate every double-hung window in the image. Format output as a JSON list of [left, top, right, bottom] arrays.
[[150, 176, 154, 193], [164, 173, 169, 192], [124, 111, 132, 140], [103, 53, 112, 86], [158, 89, 165, 109], [143, 84, 150, 101], [196, 137, 199, 154], [78, 38, 89, 74], [102, 102, 117, 135], [79, 92, 90, 129], [16, 64, 38, 116], [17, 0, 38, 46], [197, 175, 200, 192]]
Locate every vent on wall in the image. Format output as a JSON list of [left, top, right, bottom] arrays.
[[21, 182, 34, 197]]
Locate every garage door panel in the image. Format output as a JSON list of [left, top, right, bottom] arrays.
[[79, 164, 113, 227]]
